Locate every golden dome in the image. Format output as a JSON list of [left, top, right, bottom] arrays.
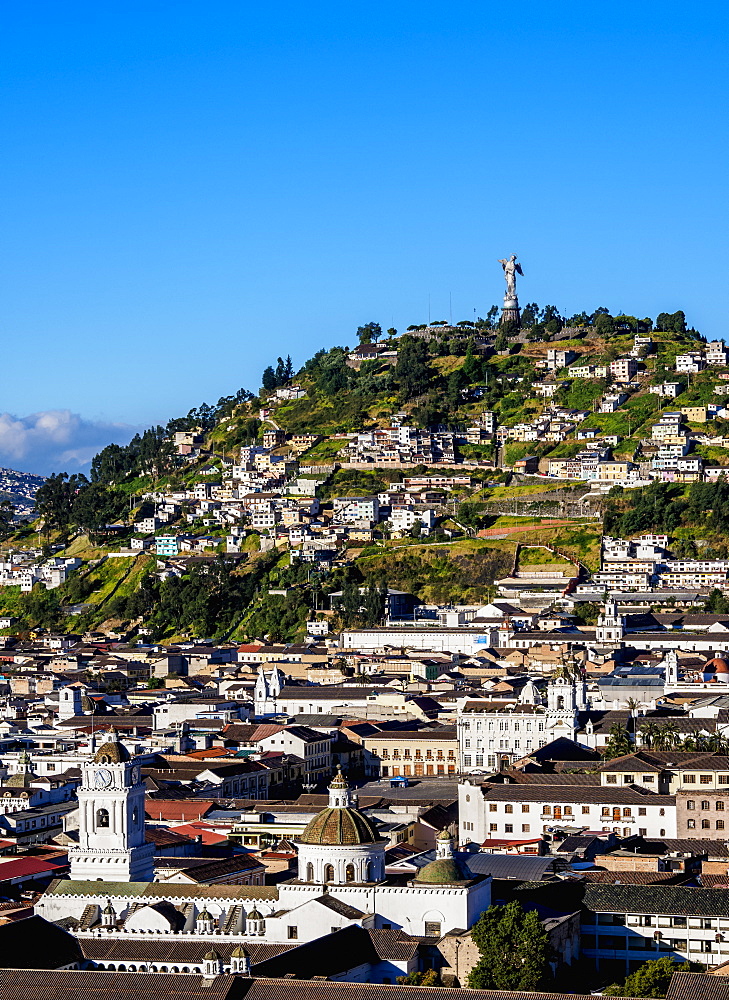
[[299, 804, 381, 846], [93, 727, 131, 764]]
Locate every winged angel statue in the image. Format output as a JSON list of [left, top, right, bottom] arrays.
[[498, 254, 524, 297]]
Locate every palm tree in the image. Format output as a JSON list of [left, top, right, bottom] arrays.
[[653, 724, 679, 751], [639, 721, 660, 750], [604, 724, 633, 760]]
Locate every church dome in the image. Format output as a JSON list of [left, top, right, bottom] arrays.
[[298, 766, 382, 847], [299, 804, 381, 846], [93, 727, 131, 764], [247, 907, 262, 921], [414, 855, 468, 885], [232, 945, 249, 958], [204, 950, 220, 961], [5, 751, 37, 787]]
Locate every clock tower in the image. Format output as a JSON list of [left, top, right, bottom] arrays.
[[69, 727, 155, 883]]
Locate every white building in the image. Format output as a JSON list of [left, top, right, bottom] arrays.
[[67, 729, 155, 883], [457, 668, 587, 773]]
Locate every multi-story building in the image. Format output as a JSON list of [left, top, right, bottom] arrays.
[[155, 535, 179, 556], [581, 884, 729, 973], [362, 728, 458, 778], [332, 496, 380, 525], [457, 672, 586, 773], [676, 352, 705, 374], [609, 357, 639, 381]]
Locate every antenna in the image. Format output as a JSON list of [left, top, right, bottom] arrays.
[[450, 292, 452, 326]]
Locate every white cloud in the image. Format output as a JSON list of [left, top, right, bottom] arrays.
[[0, 410, 141, 476]]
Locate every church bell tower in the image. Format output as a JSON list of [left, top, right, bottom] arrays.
[[69, 728, 155, 883]]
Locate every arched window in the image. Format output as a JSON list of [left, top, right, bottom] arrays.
[[345, 864, 355, 883], [305, 862, 314, 882], [323, 864, 334, 882], [702, 819, 710, 829], [718, 801, 725, 811], [96, 808, 109, 828], [557, 695, 565, 710]]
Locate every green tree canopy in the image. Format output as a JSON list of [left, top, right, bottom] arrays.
[[467, 901, 550, 991], [604, 957, 693, 998]]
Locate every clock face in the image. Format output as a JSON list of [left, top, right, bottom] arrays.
[[94, 768, 112, 789]]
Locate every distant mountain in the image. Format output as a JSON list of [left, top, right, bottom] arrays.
[[0, 467, 45, 518]]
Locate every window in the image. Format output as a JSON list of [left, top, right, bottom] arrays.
[[505, 824, 513, 833], [687, 819, 696, 829], [718, 800, 725, 811], [701, 800, 710, 810], [522, 804, 530, 813], [638, 808, 646, 816], [643, 775, 655, 783], [96, 808, 109, 829], [702, 819, 710, 829], [684, 774, 696, 784], [522, 824, 530, 833], [323, 864, 334, 882], [288, 926, 298, 939], [305, 863, 314, 881], [345, 864, 355, 883], [700, 775, 712, 784], [606, 775, 617, 784], [582, 806, 590, 815], [505, 805, 513, 814], [624, 775, 634, 784], [489, 823, 497, 832], [686, 800, 695, 810], [425, 922, 441, 938], [489, 804, 497, 812], [717, 820, 725, 830], [463, 756, 472, 767]]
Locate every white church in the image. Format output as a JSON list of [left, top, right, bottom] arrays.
[[457, 663, 588, 773], [37, 729, 491, 971]]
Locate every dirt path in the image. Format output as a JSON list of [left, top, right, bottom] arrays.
[[478, 519, 593, 537]]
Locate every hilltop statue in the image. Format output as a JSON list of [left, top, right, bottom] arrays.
[[497, 254, 523, 327], [498, 254, 523, 298]]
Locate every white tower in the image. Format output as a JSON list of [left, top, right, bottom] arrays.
[[545, 666, 583, 741], [58, 686, 83, 721], [664, 650, 679, 690], [596, 599, 624, 645], [254, 664, 285, 716], [68, 727, 155, 883]]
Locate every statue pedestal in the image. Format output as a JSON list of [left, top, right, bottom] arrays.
[[501, 295, 520, 327]]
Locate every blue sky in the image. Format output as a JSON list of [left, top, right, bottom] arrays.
[[1, 1, 727, 474]]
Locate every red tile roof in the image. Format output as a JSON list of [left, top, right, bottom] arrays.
[[0, 857, 66, 882], [170, 822, 230, 845], [144, 800, 215, 823]]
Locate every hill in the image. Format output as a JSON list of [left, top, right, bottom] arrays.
[[0, 467, 46, 517], [0, 304, 722, 645]]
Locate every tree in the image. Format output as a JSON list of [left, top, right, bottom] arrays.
[[261, 366, 277, 392], [397, 970, 440, 986], [393, 336, 431, 400], [603, 723, 632, 759], [604, 957, 694, 998], [0, 499, 14, 534], [486, 305, 500, 328], [357, 321, 382, 345], [467, 901, 550, 991], [35, 473, 87, 531]]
